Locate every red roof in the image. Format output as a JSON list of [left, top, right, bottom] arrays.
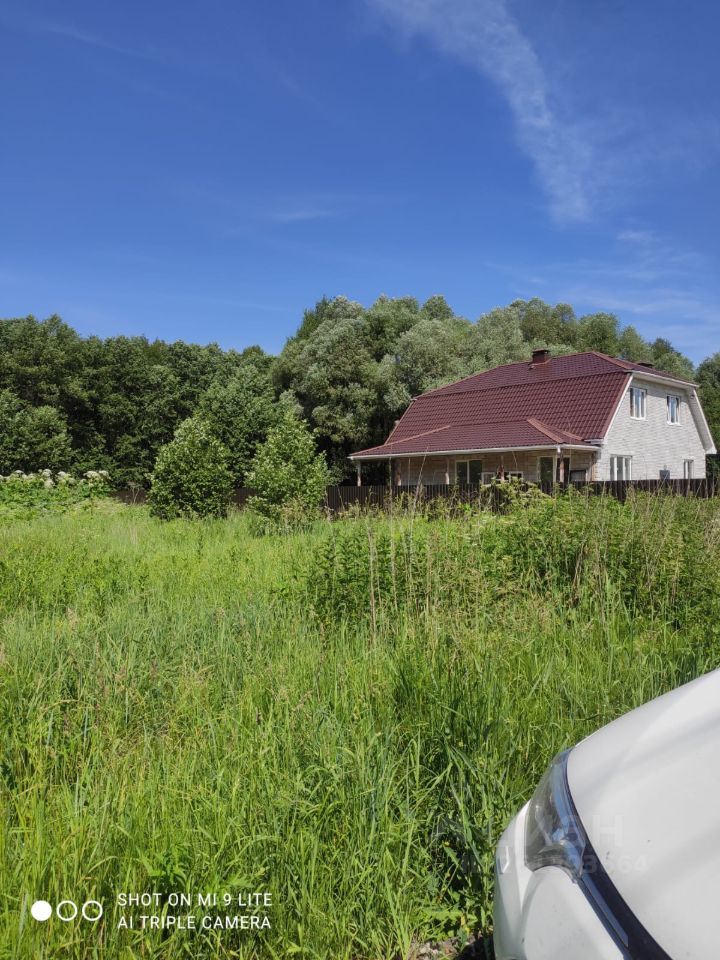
[[351, 351, 687, 459]]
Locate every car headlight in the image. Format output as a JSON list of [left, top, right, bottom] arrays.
[[524, 749, 587, 878], [523, 750, 673, 959]]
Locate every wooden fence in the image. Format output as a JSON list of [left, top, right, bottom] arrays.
[[321, 478, 719, 511], [115, 478, 719, 511]]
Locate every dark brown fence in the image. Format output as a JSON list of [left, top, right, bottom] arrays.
[[115, 478, 719, 510], [320, 478, 719, 510]]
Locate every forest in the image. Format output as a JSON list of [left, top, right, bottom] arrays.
[[1, 295, 719, 486]]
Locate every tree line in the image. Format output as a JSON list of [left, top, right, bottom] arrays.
[[1, 295, 719, 486]]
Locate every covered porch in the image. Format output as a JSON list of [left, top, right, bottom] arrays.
[[351, 446, 598, 487]]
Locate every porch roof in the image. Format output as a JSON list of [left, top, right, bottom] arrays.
[[350, 419, 600, 460]]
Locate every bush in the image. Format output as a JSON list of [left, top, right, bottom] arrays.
[[0, 469, 111, 517], [148, 418, 233, 520], [246, 411, 330, 527]]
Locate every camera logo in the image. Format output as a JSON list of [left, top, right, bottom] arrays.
[[31, 899, 103, 922]]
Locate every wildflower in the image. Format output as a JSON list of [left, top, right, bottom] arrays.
[[43, 478, 54, 489]]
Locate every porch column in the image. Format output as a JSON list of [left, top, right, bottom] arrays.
[[444, 456, 450, 485], [388, 458, 393, 487], [558, 448, 565, 482], [356, 462, 362, 487]]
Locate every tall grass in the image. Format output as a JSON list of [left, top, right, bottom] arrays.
[[1, 493, 719, 959]]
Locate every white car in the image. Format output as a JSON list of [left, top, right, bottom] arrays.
[[493, 668, 720, 959]]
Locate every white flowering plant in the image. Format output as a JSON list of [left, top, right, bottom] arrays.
[[0, 469, 111, 516]]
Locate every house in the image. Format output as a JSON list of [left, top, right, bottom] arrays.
[[349, 349, 716, 485]]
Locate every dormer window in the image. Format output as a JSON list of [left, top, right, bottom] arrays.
[[630, 387, 647, 419], [667, 394, 680, 424]]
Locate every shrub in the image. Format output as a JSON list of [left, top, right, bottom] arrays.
[[148, 418, 233, 520], [246, 411, 330, 527], [0, 469, 111, 517]]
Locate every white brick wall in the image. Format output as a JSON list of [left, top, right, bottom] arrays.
[[597, 376, 708, 480]]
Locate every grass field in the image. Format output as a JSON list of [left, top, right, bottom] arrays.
[[1, 493, 719, 959]]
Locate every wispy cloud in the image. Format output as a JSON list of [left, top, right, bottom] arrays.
[[37, 21, 164, 62], [487, 228, 719, 360], [367, 0, 720, 225], [265, 195, 360, 224], [367, 0, 593, 221]]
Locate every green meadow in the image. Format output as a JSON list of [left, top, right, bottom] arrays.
[[1, 493, 719, 959]]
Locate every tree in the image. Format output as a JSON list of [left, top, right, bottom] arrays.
[[697, 353, 720, 478], [575, 313, 620, 354], [272, 297, 378, 463], [148, 417, 233, 520], [472, 305, 529, 367], [0, 389, 72, 473], [515, 298, 577, 346], [617, 325, 654, 362], [246, 411, 330, 524], [1, 306, 697, 485], [650, 338, 695, 380], [197, 365, 279, 484]]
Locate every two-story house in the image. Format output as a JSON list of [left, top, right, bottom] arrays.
[[349, 350, 716, 484]]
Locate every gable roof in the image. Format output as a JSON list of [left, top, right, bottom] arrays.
[[350, 351, 695, 460]]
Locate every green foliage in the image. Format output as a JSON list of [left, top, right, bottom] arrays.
[[0, 314, 270, 485], [697, 352, 720, 478], [0, 469, 110, 519], [197, 364, 279, 484], [148, 417, 233, 519], [0, 389, 72, 472], [1, 500, 718, 957], [247, 410, 330, 526], [650, 337, 695, 379], [307, 492, 720, 637], [0, 304, 702, 485]]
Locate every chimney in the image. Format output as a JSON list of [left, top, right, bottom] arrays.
[[531, 348, 551, 365]]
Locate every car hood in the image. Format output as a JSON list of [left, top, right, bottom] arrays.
[[567, 669, 720, 960]]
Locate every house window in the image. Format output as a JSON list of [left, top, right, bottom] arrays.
[[455, 459, 483, 483], [683, 459, 694, 479], [481, 471, 496, 484], [538, 456, 554, 484], [659, 469, 671, 481], [629, 387, 647, 419], [610, 455, 632, 480], [506, 471, 523, 480], [667, 395, 680, 424]]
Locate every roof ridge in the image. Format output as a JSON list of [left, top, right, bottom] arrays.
[[525, 418, 565, 443], [414, 369, 628, 401], [588, 350, 634, 370], [526, 418, 584, 442], [381, 424, 451, 446]]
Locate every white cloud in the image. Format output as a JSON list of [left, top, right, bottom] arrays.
[[368, 0, 593, 221]]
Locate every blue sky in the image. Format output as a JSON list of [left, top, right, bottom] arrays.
[[1, 0, 719, 362]]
